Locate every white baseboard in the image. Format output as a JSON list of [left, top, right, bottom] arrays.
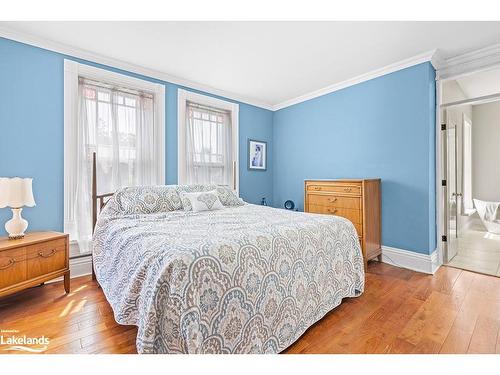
[[381, 246, 439, 274], [46, 255, 92, 284], [69, 256, 93, 278]]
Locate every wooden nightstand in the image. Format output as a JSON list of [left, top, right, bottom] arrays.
[[0, 232, 70, 298]]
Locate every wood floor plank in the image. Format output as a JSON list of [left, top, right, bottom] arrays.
[[440, 326, 473, 353], [1, 262, 499, 354], [467, 316, 500, 353]]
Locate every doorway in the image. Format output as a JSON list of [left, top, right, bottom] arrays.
[[441, 69, 500, 276]]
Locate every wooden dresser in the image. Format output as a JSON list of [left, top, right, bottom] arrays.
[[304, 179, 381, 266], [0, 232, 70, 298]]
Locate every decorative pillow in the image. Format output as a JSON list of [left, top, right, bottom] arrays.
[[175, 184, 244, 207], [215, 186, 245, 207], [115, 186, 183, 214], [180, 190, 224, 212]]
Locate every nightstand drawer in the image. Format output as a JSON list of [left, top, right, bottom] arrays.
[[26, 239, 66, 278], [0, 248, 27, 289], [0, 232, 70, 298]]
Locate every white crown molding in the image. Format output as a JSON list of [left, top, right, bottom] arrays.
[[0, 25, 274, 111], [272, 49, 439, 111], [437, 42, 500, 81], [381, 245, 439, 275]]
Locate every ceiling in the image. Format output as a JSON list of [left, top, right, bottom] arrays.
[[456, 67, 500, 100], [4, 21, 500, 108]]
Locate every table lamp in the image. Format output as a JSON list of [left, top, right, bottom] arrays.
[[0, 177, 36, 239]]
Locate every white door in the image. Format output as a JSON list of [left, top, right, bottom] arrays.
[[444, 110, 460, 263]]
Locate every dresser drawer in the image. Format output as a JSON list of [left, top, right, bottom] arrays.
[[308, 194, 361, 209], [306, 183, 361, 196], [26, 238, 67, 278], [0, 248, 27, 289], [308, 204, 362, 224]]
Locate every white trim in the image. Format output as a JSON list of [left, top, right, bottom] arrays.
[[272, 49, 439, 111], [435, 80, 445, 268], [381, 246, 440, 275], [0, 25, 273, 111], [177, 89, 239, 193], [437, 42, 500, 81], [46, 256, 92, 284], [63, 60, 78, 235], [441, 91, 500, 109], [68, 256, 93, 278]]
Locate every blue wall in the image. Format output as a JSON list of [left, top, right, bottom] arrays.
[[0, 37, 437, 254], [0, 37, 273, 235], [272, 63, 436, 254]]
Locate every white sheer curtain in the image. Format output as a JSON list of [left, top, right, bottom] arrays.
[[185, 102, 233, 186], [71, 78, 158, 253]]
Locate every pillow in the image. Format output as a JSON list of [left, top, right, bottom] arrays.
[[214, 186, 245, 207], [175, 184, 244, 207], [180, 190, 224, 212], [115, 186, 183, 214]]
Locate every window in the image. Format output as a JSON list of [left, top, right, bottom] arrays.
[[178, 90, 239, 191], [79, 79, 157, 193], [64, 61, 165, 253]]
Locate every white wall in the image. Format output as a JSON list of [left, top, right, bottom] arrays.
[[472, 101, 500, 202]]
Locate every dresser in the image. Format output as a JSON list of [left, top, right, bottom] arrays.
[[304, 179, 381, 267], [0, 232, 70, 298]]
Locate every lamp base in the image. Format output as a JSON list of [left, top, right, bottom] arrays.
[[5, 208, 28, 240]]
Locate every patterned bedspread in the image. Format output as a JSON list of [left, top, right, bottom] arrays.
[[93, 202, 364, 354]]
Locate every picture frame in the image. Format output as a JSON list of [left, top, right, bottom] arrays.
[[248, 139, 267, 171]]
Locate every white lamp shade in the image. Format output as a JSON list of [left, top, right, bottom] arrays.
[[0, 177, 36, 208]]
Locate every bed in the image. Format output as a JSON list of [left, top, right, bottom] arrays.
[[91, 166, 364, 354]]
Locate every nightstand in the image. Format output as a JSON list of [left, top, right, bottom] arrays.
[[0, 232, 70, 298]]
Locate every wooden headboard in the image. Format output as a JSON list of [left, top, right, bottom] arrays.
[[91, 152, 114, 233], [91, 152, 114, 282]]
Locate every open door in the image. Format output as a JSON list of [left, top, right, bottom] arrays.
[[443, 109, 460, 263]]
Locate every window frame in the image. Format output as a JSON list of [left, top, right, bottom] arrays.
[[63, 59, 165, 244], [177, 89, 239, 193]]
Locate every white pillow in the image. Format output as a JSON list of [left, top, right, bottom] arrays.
[[180, 190, 224, 212]]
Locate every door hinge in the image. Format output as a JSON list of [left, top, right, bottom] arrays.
[[442, 235, 447, 242], [441, 123, 446, 131], [441, 179, 447, 187]]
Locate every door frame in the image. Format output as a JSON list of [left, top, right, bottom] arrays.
[[435, 61, 500, 267]]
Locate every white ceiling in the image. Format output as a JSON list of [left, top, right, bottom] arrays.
[[457, 67, 500, 100], [4, 21, 500, 108]]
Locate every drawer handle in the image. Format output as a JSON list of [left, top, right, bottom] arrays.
[[38, 249, 56, 258], [328, 197, 338, 202], [344, 187, 352, 192], [0, 258, 15, 270], [327, 208, 338, 214], [313, 186, 321, 190]]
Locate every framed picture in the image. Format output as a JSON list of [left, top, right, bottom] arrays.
[[248, 139, 267, 171]]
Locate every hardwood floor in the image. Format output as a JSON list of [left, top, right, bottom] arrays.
[[1, 261, 499, 354]]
